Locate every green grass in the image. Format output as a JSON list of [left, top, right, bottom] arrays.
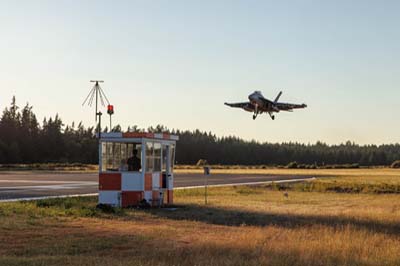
[[0, 163, 97, 172], [268, 179, 400, 194], [0, 197, 125, 220], [264, 168, 400, 194]]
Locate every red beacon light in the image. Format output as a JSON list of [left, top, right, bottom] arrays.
[[107, 104, 114, 115]]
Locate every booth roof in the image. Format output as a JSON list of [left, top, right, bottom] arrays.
[[100, 132, 179, 141]]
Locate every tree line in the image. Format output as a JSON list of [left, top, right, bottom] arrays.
[[0, 97, 399, 166]]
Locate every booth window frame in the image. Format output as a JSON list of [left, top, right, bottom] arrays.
[[99, 138, 176, 174]]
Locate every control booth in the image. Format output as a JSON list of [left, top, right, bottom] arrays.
[[98, 132, 178, 207]]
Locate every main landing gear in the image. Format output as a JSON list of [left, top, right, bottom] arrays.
[[253, 112, 275, 120], [268, 112, 275, 120]]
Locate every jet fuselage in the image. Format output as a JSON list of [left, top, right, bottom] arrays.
[[224, 90, 307, 120]]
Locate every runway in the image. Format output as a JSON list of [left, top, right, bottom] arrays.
[[0, 171, 314, 201]]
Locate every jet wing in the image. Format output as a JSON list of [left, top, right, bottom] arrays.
[[276, 102, 307, 111], [224, 102, 255, 112], [224, 102, 251, 108]]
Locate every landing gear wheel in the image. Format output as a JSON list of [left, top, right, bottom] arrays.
[[253, 115, 256, 120], [271, 115, 275, 120]]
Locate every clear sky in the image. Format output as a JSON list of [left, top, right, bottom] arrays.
[[1, 0, 399, 145]]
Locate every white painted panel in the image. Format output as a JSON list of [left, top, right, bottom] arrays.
[[152, 172, 160, 189], [170, 135, 179, 141], [99, 191, 120, 206], [99, 132, 123, 138], [167, 174, 174, 189], [144, 191, 152, 202], [122, 172, 143, 191], [154, 133, 163, 139]]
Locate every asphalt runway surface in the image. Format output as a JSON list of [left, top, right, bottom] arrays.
[[0, 171, 313, 201]]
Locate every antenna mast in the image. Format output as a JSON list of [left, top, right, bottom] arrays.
[[82, 80, 110, 122], [82, 80, 113, 137]]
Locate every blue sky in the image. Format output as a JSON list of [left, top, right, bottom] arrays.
[[1, 0, 399, 144]]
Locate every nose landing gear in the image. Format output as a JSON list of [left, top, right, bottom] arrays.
[[253, 104, 259, 120]]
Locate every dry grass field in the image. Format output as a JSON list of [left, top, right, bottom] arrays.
[[0, 163, 98, 172], [0, 169, 400, 266], [175, 167, 398, 178]]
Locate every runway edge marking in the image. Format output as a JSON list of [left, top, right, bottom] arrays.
[[175, 177, 315, 190], [0, 177, 315, 203]]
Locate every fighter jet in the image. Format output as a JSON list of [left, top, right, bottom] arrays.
[[224, 91, 307, 120]]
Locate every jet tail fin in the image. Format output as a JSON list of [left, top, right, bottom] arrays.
[[274, 91, 283, 104]]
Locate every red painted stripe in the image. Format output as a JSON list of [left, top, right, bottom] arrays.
[[121, 191, 143, 207], [122, 132, 156, 139], [145, 173, 152, 191], [99, 173, 121, 191], [160, 173, 164, 189], [122, 132, 146, 138], [152, 190, 160, 206], [167, 190, 173, 204], [121, 132, 177, 140]]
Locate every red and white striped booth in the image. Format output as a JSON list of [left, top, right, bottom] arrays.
[[98, 132, 178, 207]]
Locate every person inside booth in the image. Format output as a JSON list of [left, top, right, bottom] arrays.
[[127, 149, 141, 171]]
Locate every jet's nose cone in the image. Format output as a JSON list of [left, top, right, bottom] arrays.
[[249, 91, 262, 103], [248, 92, 257, 100]]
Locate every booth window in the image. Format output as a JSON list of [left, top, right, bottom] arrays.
[[146, 142, 154, 172], [161, 144, 175, 172], [162, 145, 168, 171], [169, 144, 176, 172], [146, 142, 162, 172], [154, 143, 162, 172], [101, 142, 142, 172]]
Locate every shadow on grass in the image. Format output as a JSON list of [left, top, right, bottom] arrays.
[[0, 229, 364, 266], [150, 204, 400, 236]]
